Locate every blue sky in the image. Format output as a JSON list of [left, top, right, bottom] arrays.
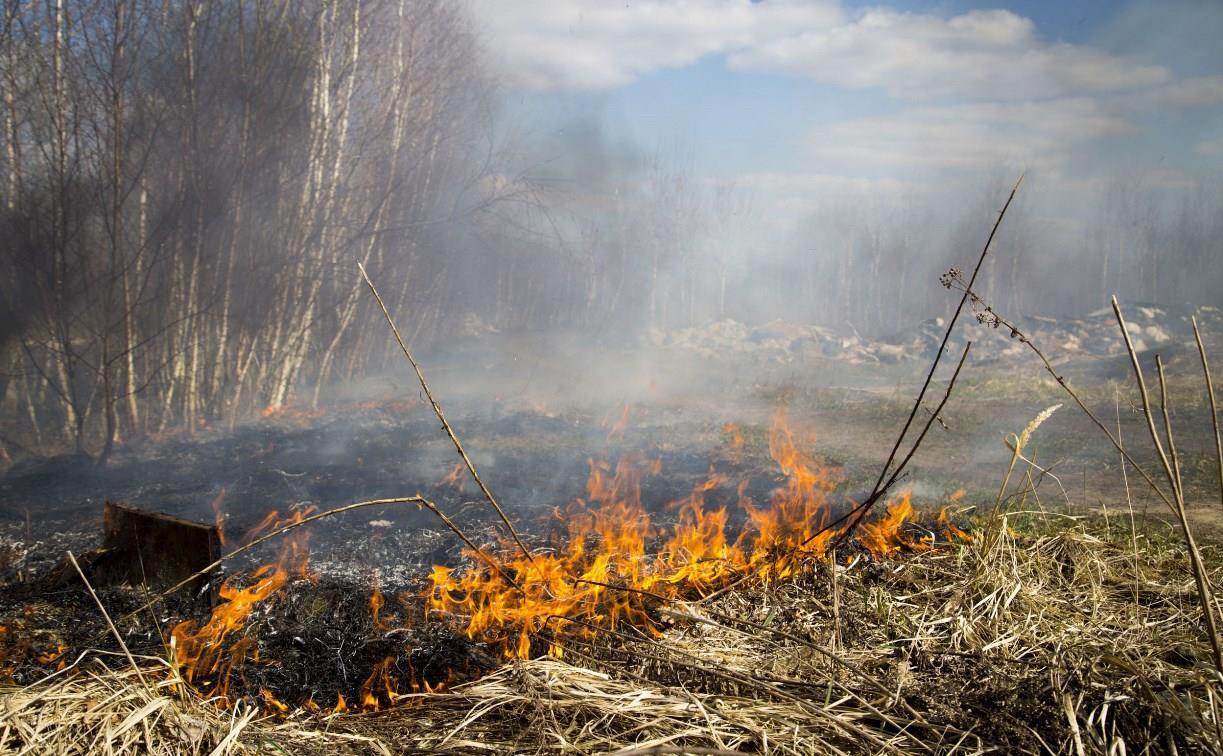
[[471, 0, 1222, 237]]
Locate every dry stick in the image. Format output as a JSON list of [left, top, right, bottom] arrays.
[[866, 176, 1022, 509], [831, 342, 973, 552], [1112, 298, 1180, 504], [358, 262, 533, 563], [820, 236, 988, 554], [1191, 316, 1223, 517], [1113, 299, 1223, 675], [1156, 353, 1223, 664], [1156, 356, 1186, 501], [696, 337, 968, 609], [66, 551, 152, 693], [732, 179, 1019, 580], [696, 345, 968, 607], [949, 285, 1175, 516], [1116, 391, 1141, 614]]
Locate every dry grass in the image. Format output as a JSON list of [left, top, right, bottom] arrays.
[[0, 654, 259, 755], [3, 513, 1219, 754]]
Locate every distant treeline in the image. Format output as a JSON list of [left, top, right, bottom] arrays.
[[1, 1, 1219, 461], [0, 0, 500, 459]]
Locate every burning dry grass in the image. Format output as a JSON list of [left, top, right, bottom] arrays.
[[4, 512, 1219, 754]]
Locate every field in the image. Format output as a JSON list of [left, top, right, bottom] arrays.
[[1, 297, 1222, 755]]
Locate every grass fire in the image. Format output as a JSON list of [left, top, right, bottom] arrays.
[[2, 2, 1222, 754]]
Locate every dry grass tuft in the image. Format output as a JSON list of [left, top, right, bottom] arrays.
[[0, 654, 256, 755]]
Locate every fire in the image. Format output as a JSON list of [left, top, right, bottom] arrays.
[[259, 688, 289, 715], [426, 406, 953, 662], [858, 492, 931, 558], [160, 405, 972, 712], [722, 422, 745, 450], [359, 657, 398, 711], [209, 488, 227, 545], [259, 403, 323, 421], [370, 571, 387, 631], [170, 508, 314, 703], [938, 507, 972, 543], [604, 402, 632, 440], [437, 461, 465, 489], [35, 643, 67, 670]]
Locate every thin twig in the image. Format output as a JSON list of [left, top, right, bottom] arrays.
[[67, 551, 152, 693], [1155, 356, 1185, 502], [1112, 298, 1179, 505], [827, 176, 1021, 545], [699, 339, 971, 604], [358, 262, 534, 564], [870, 176, 1021, 498], [1116, 391, 1141, 613], [1192, 316, 1223, 516], [944, 284, 1175, 514], [832, 342, 972, 551]]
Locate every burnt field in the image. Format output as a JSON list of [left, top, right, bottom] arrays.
[[2, 307, 1223, 753]]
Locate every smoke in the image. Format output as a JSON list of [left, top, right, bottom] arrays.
[[449, 0, 1222, 346], [0, 0, 1219, 457]]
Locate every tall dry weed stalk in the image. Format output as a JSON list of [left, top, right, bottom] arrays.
[[942, 267, 1223, 675]]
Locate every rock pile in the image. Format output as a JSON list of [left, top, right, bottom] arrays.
[[651, 305, 1223, 367]]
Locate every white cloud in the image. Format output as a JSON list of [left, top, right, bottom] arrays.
[[471, 2, 1168, 103], [1198, 137, 1223, 156], [805, 98, 1131, 175], [729, 8, 1169, 100], [465, 0, 842, 91], [1148, 75, 1223, 108]]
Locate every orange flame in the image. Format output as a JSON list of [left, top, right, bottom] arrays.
[[209, 488, 227, 546], [170, 508, 314, 703], [370, 571, 387, 631], [438, 462, 465, 489], [259, 688, 289, 715], [722, 422, 745, 450], [604, 402, 632, 441], [167, 406, 969, 712], [858, 492, 931, 558], [424, 407, 950, 663], [938, 507, 972, 543]]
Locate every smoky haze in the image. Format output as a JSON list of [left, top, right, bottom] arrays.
[[0, 0, 1220, 461]]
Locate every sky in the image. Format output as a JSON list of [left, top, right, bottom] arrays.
[[466, 0, 1223, 237]]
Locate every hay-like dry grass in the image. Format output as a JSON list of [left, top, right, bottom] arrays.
[[3, 513, 1219, 755]]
